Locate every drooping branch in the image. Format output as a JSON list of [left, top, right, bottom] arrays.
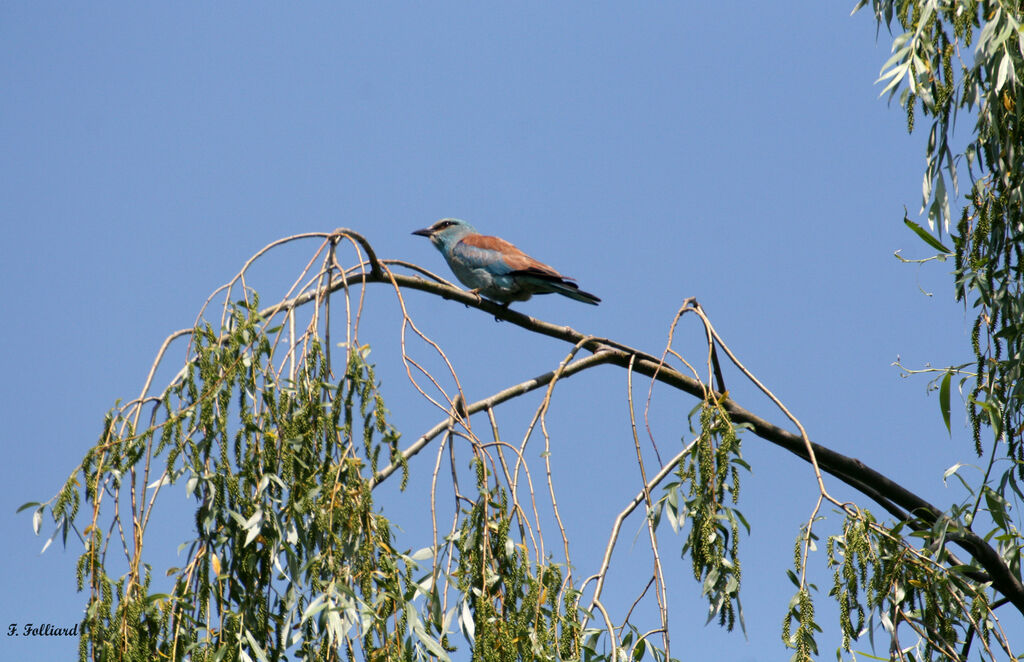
[[288, 230, 1024, 615], [370, 351, 616, 487], [147, 226, 1019, 617], [41, 227, 1022, 661]]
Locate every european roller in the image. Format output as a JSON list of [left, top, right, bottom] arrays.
[[412, 218, 600, 306]]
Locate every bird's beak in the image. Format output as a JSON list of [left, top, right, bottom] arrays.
[[411, 227, 433, 237]]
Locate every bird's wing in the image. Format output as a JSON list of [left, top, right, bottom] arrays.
[[457, 234, 573, 280]]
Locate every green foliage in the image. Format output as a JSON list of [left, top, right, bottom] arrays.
[[35, 294, 611, 661], [453, 464, 578, 662], [861, 0, 1024, 472], [781, 586, 818, 662], [780, 503, 1009, 661], [848, 0, 1024, 655], [824, 512, 989, 661], [46, 299, 444, 661], [659, 402, 749, 631], [29, 1, 1024, 646]]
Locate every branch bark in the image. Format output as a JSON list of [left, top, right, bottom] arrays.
[[299, 248, 1024, 615]]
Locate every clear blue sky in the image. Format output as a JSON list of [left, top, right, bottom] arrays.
[[1, 3, 997, 661]]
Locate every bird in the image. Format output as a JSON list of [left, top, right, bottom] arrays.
[[412, 218, 600, 306]]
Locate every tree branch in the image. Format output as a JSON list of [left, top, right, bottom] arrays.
[[173, 230, 1021, 615], [311, 258, 1024, 615]]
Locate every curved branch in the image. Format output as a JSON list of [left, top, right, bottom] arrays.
[[55, 229, 1024, 662], [371, 351, 616, 487], [342, 268, 1024, 614], [130, 242, 1024, 615]]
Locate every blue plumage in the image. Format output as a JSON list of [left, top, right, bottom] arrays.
[[412, 218, 600, 306]]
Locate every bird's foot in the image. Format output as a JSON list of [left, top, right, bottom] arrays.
[[493, 301, 511, 322], [465, 288, 485, 308]]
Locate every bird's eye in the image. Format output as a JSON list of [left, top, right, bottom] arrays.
[[438, 221, 453, 229]]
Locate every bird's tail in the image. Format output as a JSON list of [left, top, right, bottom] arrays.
[[521, 276, 601, 305]]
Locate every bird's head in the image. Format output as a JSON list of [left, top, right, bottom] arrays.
[[411, 218, 476, 252]]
